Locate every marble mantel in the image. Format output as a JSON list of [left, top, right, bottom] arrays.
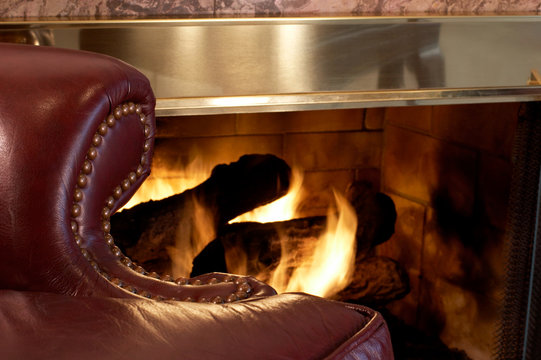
[[0, 0, 540, 19]]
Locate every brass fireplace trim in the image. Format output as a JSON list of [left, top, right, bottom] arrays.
[[1, 16, 541, 116]]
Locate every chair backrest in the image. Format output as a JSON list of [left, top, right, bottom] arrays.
[[0, 43, 274, 302]]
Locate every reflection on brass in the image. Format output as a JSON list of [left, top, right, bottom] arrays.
[[1, 17, 541, 115], [0, 29, 54, 45], [529, 69, 541, 85]]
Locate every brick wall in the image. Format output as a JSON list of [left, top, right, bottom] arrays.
[[139, 103, 517, 360], [146, 108, 383, 216], [379, 103, 519, 360]]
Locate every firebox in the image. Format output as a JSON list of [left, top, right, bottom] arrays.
[[128, 104, 521, 360], [2, 15, 541, 360]]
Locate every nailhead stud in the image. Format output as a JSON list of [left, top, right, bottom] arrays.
[[98, 122, 108, 136], [113, 106, 122, 119], [102, 221, 111, 232], [77, 174, 88, 188], [121, 179, 131, 191], [105, 196, 115, 209], [238, 282, 252, 294], [175, 277, 188, 285], [143, 140, 151, 152], [162, 274, 174, 282], [82, 160, 92, 175], [223, 275, 235, 283], [105, 234, 114, 246], [106, 115, 115, 127], [92, 134, 102, 147], [112, 186, 122, 199], [111, 246, 122, 257], [121, 257, 133, 268], [87, 147, 97, 160], [71, 204, 81, 217], [74, 188, 83, 202], [102, 207, 111, 219]]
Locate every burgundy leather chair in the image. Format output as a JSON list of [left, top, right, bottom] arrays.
[[0, 42, 393, 359]]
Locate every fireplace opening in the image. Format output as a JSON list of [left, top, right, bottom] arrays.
[[112, 103, 523, 359]]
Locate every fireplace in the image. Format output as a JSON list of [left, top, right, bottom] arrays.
[[127, 104, 518, 360], [2, 15, 541, 360]]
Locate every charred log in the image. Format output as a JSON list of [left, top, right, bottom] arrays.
[[332, 256, 410, 306], [192, 182, 397, 278], [191, 182, 406, 305], [346, 180, 397, 255], [192, 216, 327, 280], [110, 154, 291, 274], [110, 152, 406, 305]]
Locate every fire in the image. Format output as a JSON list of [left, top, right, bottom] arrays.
[[229, 168, 305, 224], [169, 197, 217, 277], [122, 158, 212, 209], [228, 168, 358, 298], [123, 158, 358, 298], [269, 191, 358, 297]]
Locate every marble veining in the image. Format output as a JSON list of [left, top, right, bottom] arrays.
[[1, 0, 540, 18], [0, 0, 214, 19]]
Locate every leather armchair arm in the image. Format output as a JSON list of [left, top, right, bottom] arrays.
[[0, 290, 392, 360]]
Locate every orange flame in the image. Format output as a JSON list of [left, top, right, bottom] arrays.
[[122, 157, 212, 210], [229, 168, 305, 224], [124, 160, 358, 297], [269, 190, 357, 297], [168, 197, 216, 277]]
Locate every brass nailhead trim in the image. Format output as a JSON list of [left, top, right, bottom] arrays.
[[70, 102, 254, 303]]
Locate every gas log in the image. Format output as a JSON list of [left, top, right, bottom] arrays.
[[110, 154, 291, 274], [111, 154, 408, 305], [332, 256, 410, 306], [192, 181, 408, 305], [192, 179, 398, 277]]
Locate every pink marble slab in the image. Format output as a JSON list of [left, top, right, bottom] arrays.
[[0, 0, 214, 19], [1, 0, 540, 20]]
